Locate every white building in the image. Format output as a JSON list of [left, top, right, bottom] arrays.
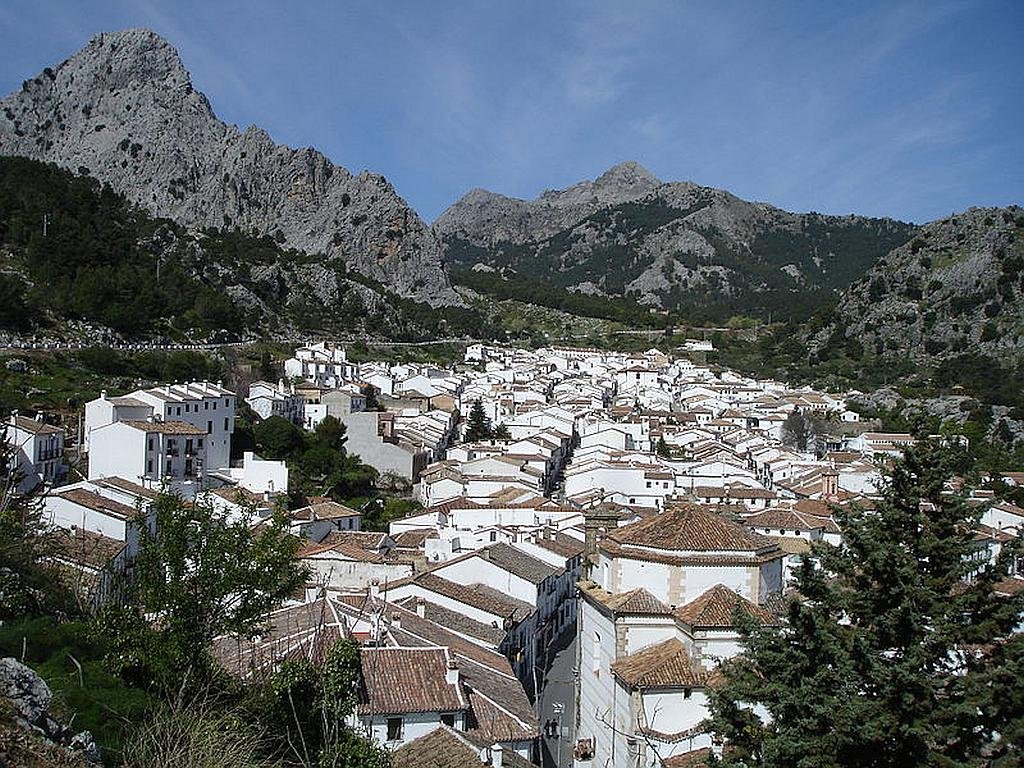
[[284, 341, 353, 387], [5, 413, 66, 492], [88, 419, 208, 496], [84, 381, 235, 472], [246, 380, 305, 425]]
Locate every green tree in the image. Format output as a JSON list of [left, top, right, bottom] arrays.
[[0, 443, 75, 620], [655, 436, 671, 458], [707, 440, 1024, 767], [314, 415, 347, 452], [493, 422, 512, 442], [99, 493, 306, 691], [780, 409, 814, 451], [255, 639, 389, 768], [254, 415, 305, 460], [463, 400, 492, 442]]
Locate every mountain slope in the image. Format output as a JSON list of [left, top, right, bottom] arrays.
[[0, 28, 457, 305], [436, 162, 917, 322], [0, 156, 485, 343], [811, 206, 1024, 361]]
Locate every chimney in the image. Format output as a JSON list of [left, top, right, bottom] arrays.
[[369, 580, 380, 600], [391, 613, 401, 631], [416, 599, 425, 618], [445, 658, 459, 686], [488, 744, 503, 768], [821, 466, 839, 498], [100, 389, 108, 400]]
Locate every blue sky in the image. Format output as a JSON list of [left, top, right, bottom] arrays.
[[1, 1, 1021, 223]]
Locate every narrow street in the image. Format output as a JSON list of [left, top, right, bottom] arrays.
[[537, 633, 578, 768]]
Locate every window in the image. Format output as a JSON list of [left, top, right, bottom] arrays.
[[147, 459, 153, 473], [147, 438, 154, 451], [176, 407, 181, 416], [224, 418, 229, 431], [204, 401, 209, 410], [440, 713, 456, 728], [186, 439, 193, 454], [207, 421, 213, 433], [225, 398, 230, 407], [386, 718, 403, 742], [198, 438, 204, 448], [684, 688, 692, 699], [646, 481, 651, 488], [591, 632, 601, 674]]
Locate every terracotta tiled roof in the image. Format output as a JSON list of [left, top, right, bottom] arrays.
[[290, 500, 361, 521], [610, 638, 708, 689], [210, 599, 345, 679], [358, 646, 466, 715], [479, 543, 559, 584], [394, 598, 505, 646], [535, 531, 585, 559], [610, 503, 776, 553], [92, 476, 159, 500], [51, 526, 124, 569], [745, 508, 825, 531], [55, 489, 137, 520], [580, 582, 672, 616], [121, 419, 206, 435], [10, 415, 62, 435], [390, 727, 481, 768], [674, 584, 777, 628], [392, 528, 438, 549], [398, 573, 534, 622]]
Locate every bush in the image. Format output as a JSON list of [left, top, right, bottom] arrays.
[[123, 700, 280, 768]]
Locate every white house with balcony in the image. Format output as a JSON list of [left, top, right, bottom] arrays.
[[84, 381, 236, 472], [5, 413, 66, 492]]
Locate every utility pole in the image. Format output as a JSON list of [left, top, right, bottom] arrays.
[[42, 213, 49, 237]]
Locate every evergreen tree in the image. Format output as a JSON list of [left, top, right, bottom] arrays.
[[463, 400, 493, 442], [707, 439, 1024, 766], [494, 422, 512, 442], [655, 436, 671, 458]]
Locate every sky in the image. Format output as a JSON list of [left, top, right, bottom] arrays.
[[1, 1, 1021, 224]]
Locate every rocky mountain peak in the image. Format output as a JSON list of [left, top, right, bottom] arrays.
[[594, 160, 660, 191], [0, 29, 457, 305]]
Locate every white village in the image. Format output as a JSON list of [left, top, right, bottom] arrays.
[[9, 339, 1022, 768]]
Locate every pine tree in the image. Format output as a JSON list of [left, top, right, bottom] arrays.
[[707, 439, 1024, 767], [494, 422, 512, 442], [655, 436, 671, 458], [463, 400, 493, 442]]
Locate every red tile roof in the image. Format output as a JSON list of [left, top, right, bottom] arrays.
[[674, 584, 777, 628], [610, 638, 708, 689], [358, 646, 466, 715], [610, 503, 776, 553]]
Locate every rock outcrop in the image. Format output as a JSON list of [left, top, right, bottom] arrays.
[[0, 657, 100, 765], [812, 206, 1024, 361], [0, 28, 457, 306]]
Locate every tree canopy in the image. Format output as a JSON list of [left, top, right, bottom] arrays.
[[463, 400, 493, 442], [99, 492, 306, 691], [707, 440, 1024, 767]]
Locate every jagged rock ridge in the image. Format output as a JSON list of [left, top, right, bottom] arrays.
[[436, 162, 917, 320], [0, 28, 458, 306]]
